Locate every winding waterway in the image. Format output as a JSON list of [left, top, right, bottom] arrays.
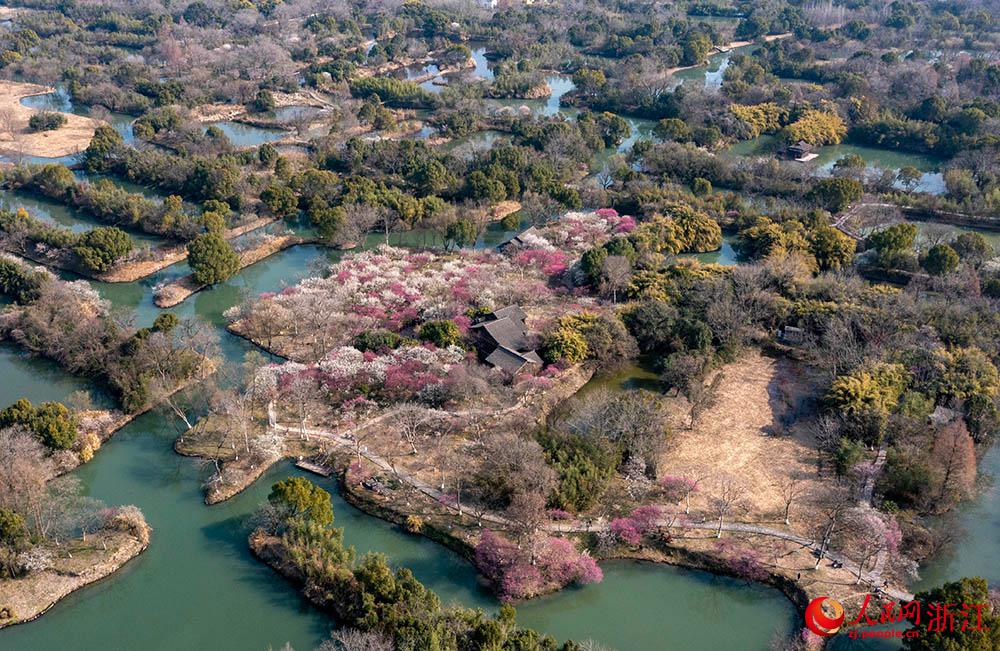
[[0, 226, 801, 650], [1, 63, 996, 651]]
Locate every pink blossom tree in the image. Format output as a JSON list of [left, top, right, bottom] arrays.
[[610, 518, 642, 545], [610, 506, 662, 545], [838, 507, 902, 584], [474, 530, 603, 600]]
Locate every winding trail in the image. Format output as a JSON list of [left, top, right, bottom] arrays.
[[834, 198, 1000, 240], [268, 405, 914, 601]]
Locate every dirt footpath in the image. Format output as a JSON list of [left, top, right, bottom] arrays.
[[0, 81, 100, 158]]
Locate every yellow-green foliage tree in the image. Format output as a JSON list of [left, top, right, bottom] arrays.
[[781, 109, 847, 145], [541, 327, 589, 364], [734, 217, 813, 264], [667, 204, 723, 253], [809, 225, 857, 271], [630, 204, 721, 256], [630, 215, 687, 256], [933, 347, 999, 403], [730, 102, 789, 137], [826, 363, 909, 415]]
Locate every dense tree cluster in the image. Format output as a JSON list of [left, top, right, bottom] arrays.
[[3, 163, 200, 240], [254, 479, 586, 651], [0, 261, 208, 413]]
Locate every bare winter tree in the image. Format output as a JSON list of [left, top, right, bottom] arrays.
[[661, 355, 722, 428], [215, 387, 258, 455], [0, 427, 53, 536], [505, 491, 548, 550], [473, 430, 556, 509], [318, 628, 393, 651], [600, 255, 632, 303], [710, 477, 748, 538], [282, 373, 323, 437], [0, 108, 14, 139], [563, 388, 666, 476], [334, 203, 389, 248], [775, 477, 806, 525], [391, 403, 429, 455], [812, 491, 851, 569]]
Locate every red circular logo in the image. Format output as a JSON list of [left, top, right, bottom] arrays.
[[805, 597, 845, 637]]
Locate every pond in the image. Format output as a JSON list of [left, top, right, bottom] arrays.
[[727, 135, 948, 195], [484, 74, 578, 118], [0, 87, 133, 167], [206, 121, 288, 148], [670, 45, 756, 92], [683, 233, 740, 266], [415, 46, 497, 94], [19, 86, 136, 146], [469, 46, 496, 82]]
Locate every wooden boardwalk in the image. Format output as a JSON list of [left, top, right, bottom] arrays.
[[294, 459, 335, 477]]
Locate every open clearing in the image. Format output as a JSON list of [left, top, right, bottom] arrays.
[[0, 81, 100, 158], [659, 351, 844, 535]]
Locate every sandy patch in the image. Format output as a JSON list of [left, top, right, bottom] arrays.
[[0, 81, 100, 158], [189, 90, 330, 123], [0, 530, 147, 629]]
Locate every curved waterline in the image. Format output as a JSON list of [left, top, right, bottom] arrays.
[[0, 237, 798, 651]]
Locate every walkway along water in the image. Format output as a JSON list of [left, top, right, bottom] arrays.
[[1, 211, 996, 649], [1, 65, 997, 651], [269, 406, 914, 603], [0, 234, 799, 651]]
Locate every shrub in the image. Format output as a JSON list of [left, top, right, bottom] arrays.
[[268, 477, 334, 526], [0, 398, 78, 449], [353, 329, 404, 353], [153, 313, 180, 333], [73, 226, 133, 272], [0, 508, 28, 548], [921, 243, 960, 276], [404, 515, 424, 533], [807, 178, 863, 213], [418, 319, 461, 348], [252, 89, 276, 113], [28, 111, 67, 132], [31, 402, 78, 449], [0, 258, 49, 304], [538, 431, 617, 512], [261, 184, 299, 217]]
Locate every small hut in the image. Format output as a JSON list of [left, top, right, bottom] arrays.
[[471, 305, 543, 374], [786, 141, 818, 162]]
